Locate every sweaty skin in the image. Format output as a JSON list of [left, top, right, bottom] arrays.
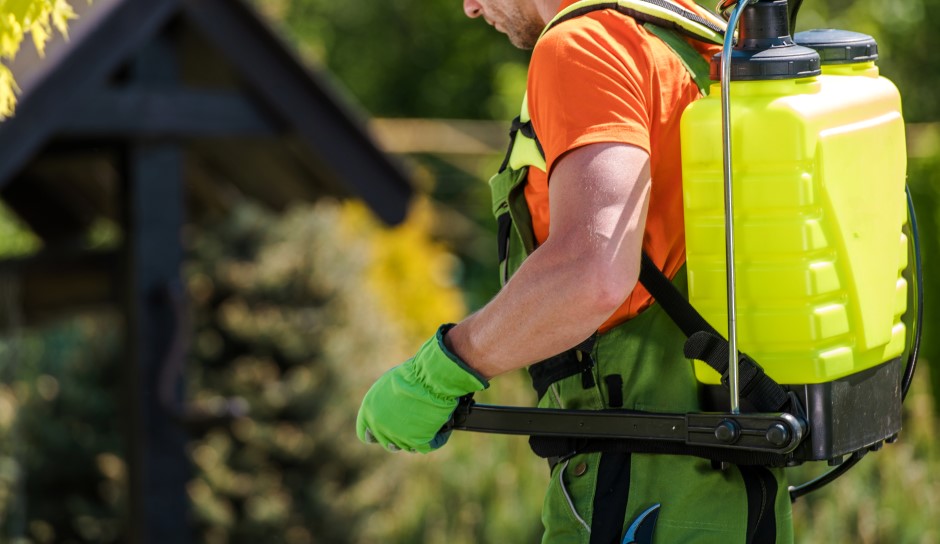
[[448, 0, 655, 380]]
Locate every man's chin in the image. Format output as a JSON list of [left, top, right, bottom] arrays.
[[506, 30, 538, 50]]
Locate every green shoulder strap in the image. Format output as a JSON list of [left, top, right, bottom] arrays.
[[540, 0, 723, 96], [644, 23, 714, 95], [544, 0, 726, 45]]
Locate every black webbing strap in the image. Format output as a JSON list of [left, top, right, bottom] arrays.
[[638, 253, 791, 412], [739, 466, 779, 543], [637, 252, 717, 337], [530, 434, 792, 467], [527, 255, 791, 413], [683, 331, 791, 412], [528, 335, 598, 399], [496, 213, 512, 264], [497, 116, 523, 173], [590, 452, 633, 544]]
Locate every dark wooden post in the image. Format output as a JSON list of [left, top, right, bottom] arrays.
[[120, 27, 191, 543]]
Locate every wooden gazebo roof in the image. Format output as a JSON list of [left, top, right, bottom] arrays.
[[0, 1, 413, 542], [0, 0, 412, 229]]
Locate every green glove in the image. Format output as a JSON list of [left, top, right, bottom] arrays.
[[357, 324, 489, 453]]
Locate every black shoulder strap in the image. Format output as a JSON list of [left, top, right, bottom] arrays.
[[638, 253, 792, 413], [638, 252, 717, 338]]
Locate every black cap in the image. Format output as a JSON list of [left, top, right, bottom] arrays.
[[710, 0, 821, 81], [794, 29, 879, 64], [710, 45, 821, 81]]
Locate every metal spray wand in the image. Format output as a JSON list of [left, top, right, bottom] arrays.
[[720, 0, 751, 414]]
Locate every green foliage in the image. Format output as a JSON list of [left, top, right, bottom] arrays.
[[0, 313, 126, 543], [906, 156, 940, 415], [252, 0, 530, 120], [0, 197, 545, 543], [340, 199, 466, 343], [183, 199, 545, 543], [0, 0, 78, 117], [0, 202, 40, 256], [791, 0, 939, 123]]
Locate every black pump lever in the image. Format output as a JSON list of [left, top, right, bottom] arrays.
[[446, 396, 807, 456]]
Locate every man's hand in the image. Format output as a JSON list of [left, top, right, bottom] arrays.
[[357, 324, 489, 453]]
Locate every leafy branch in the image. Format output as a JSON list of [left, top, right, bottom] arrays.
[[0, 0, 78, 118]]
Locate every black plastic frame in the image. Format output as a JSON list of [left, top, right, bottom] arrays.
[[700, 358, 903, 463]]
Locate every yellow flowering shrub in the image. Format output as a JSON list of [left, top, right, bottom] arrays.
[[338, 198, 466, 344]]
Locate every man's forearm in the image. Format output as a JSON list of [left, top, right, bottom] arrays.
[[444, 222, 642, 379]]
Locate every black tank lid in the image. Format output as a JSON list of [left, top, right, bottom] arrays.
[[793, 29, 879, 64], [710, 0, 820, 81], [710, 46, 821, 81]]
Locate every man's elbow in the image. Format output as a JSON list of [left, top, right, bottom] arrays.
[[579, 258, 641, 318]]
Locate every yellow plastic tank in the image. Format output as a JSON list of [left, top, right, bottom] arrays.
[[681, 28, 908, 386]]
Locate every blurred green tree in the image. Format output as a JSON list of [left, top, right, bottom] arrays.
[[251, 0, 528, 315], [0, 313, 127, 543], [253, 0, 529, 121], [790, 0, 939, 122], [183, 198, 545, 543]]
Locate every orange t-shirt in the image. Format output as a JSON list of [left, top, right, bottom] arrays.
[[525, 0, 721, 332]]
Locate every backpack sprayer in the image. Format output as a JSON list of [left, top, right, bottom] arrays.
[[445, 0, 923, 501]]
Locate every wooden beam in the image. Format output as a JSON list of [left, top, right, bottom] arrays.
[[187, 138, 328, 210], [120, 34, 191, 544], [122, 143, 191, 544], [368, 118, 507, 155], [0, 0, 180, 189], [59, 89, 281, 138]]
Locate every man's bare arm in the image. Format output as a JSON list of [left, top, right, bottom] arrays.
[[444, 142, 652, 379]]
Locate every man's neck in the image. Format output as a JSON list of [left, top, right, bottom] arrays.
[[535, 0, 564, 25]]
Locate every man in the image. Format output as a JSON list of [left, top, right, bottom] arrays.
[[358, 0, 794, 541]]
